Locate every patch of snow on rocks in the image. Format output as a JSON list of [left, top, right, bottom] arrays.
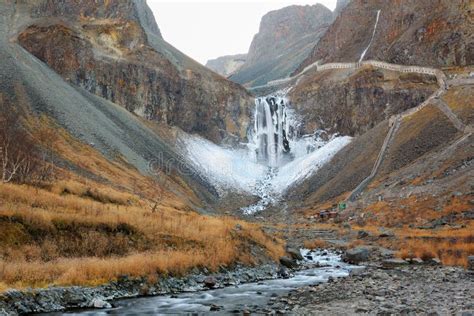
[[271, 136, 352, 194], [178, 134, 266, 195]]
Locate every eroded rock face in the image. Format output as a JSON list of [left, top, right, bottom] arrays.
[[289, 66, 438, 136], [297, 0, 473, 72], [334, 0, 351, 16], [206, 54, 247, 77], [230, 4, 334, 87], [16, 0, 253, 144]]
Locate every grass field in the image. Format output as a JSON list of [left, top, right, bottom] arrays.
[[0, 181, 285, 290]]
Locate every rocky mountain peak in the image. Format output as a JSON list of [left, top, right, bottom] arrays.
[[295, 0, 472, 72], [206, 54, 247, 77], [15, 0, 253, 144], [246, 3, 333, 65], [228, 3, 334, 87], [334, 0, 351, 16]]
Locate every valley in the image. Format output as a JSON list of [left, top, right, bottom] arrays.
[[0, 0, 473, 315]]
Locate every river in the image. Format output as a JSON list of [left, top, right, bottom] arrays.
[[52, 250, 358, 315]]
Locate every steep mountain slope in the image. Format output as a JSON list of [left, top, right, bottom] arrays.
[[14, 0, 253, 145], [334, 0, 351, 16], [272, 0, 474, 222], [316, 92, 471, 220], [229, 4, 334, 87], [297, 0, 473, 72], [206, 54, 247, 77], [289, 65, 438, 136], [0, 0, 262, 212], [296, 89, 473, 223]]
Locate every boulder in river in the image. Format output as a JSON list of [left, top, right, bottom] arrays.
[[287, 248, 304, 261], [342, 247, 370, 264], [89, 298, 111, 309], [210, 304, 222, 311], [278, 266, 291, 278], [204, 276, 217, 288], [280, 256, 298, 269]]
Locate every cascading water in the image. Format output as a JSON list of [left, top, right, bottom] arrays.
[[252, 96, 292, 167], [359, 9, 381, 62], [180, 91, 352, 215]]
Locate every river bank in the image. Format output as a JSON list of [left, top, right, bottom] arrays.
[[0, 250, 352, 315], [0, 264, 280, 315], [267, 264, 474, 315]]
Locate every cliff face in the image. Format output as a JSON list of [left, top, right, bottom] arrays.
[[16, 0, 253, 144], [206, 54, 247, 77], [297, 0, 473, 72], [230, 4, 334, 87], [0, 0, 263, 213], [289, 66, 438, 136], [279, 0, 473, 214], [334, 0, 351, 16]]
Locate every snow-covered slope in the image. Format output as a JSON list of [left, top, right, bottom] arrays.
[[178, 132, 351, 197], [178, 134, 267, 195], [177, 91, 352, 213], [271, 136, 352, 193]]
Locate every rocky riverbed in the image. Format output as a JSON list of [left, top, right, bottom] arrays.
[[267, 264, 474, 315], [1, 246, 473, 315], [0, 264, 282, 315], [0, 250, 353, 315]]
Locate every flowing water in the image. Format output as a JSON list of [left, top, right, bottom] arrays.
[[179, 92, 352, 214], [359, 9, 381, 62], [252, 95, 292, 167], [55, 250, 357, 315]]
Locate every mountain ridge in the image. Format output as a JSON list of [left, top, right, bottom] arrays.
[[227, 3, 334, 87]]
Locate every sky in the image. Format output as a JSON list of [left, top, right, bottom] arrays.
[[147, 0, 337, 65]]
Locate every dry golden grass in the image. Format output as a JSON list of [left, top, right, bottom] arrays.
[[0, 181, 284, 290], [345, 240, 365, 249], [0, 282, 8, 293], [349, 223, 474, 267], [293, 222, 339, 230], [1, 248, 249, 289], [50, 179, 142, 206], [0, 113, 287, 291], [26, 116, 200, 209], [361, 194, 471, 227], [442, 85, 474, 125], [397, 236, 474, 267]]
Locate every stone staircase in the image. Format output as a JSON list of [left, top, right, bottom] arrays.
[[433, 98, 466, 132], [348, 115, 401, 201], [251, 57, 470, 205]]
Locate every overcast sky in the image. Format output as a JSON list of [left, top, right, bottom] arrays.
[[148, 0, 337, 65]]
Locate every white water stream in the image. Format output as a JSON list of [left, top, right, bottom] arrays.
[[179, 92, 352, 214], [252, 95, 291, 167], [359, 9, 381, 62], [58, 250, 358, 315]]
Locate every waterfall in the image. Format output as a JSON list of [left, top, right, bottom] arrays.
[[253, 96, 291, 167], [359, 9, 381, 62]]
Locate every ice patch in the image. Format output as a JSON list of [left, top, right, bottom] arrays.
[[178, 134, 266, 195], [177, 91, 352, 211], [178, 133, 351, 200], [271, 136, 352, 194]]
